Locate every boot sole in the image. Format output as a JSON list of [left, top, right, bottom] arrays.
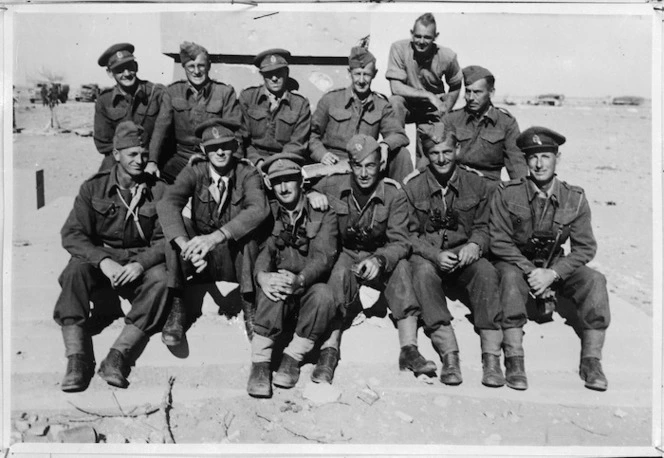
[[482, 379, 506, 388], [311, 371, 333, 384], [273, 377, 298, 389], [61, 381, 92, 393], [161, 333, 183, 347], [247, 387, 272, 398], [98, 370, 129, 389], [506, 381, 528, 391], [584, 382, 608, 392]]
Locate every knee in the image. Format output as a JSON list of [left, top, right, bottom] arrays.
[[499, 265, 525, 285], [307, 284, 336, 312], [411, 257, 437, 280], [142, 264, 168, 285], [59, 258, 96, 283]]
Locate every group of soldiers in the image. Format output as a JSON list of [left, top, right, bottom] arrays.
[[54, 12, 610, 399]]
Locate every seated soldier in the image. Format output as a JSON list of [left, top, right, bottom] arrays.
[[403, 125, 504, 387], [309, 45, 413, 183], [54, 121, 169, 392], [490, 126, 610, 391], [308, 134, 435, 384], [156, 118, 270, 346], [239, 48, 311, 167], [247, 153, 339, 398]]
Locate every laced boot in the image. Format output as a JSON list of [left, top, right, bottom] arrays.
[[398, 345, 437, 376], [580, 329, 608, 391], [430, 325, 462, 385], [480, 329, 505, 388], [273, 354, 301, 389], [503, 327, 528, 390], [161, 295, 187, 347], [311, 347, 339, 384], [247, 362, 272, 398]]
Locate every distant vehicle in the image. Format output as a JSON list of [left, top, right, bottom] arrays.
[[74, 84, 100, 102], [532, 93, 565, 107], [611, 96, 644, 106], [29, 82, 69, 104]]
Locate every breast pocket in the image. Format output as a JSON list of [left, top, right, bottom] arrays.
[[275, 111, 298, 143], [104, 104, 129, 122], [171, 98, 189, 112], [91, 197, 120, 234], [246, 108, 268, 137], [137, 203, 158, 239], [135, 98, 160, 118], [371, 206, 389, 242], [328, 108, 352, 142], [506, 201, 531, 242], [360, 110, 381, 136], [455, 127, 473, 144]]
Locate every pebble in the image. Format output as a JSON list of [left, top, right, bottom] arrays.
[[417, 374, 434, 385], [302, 381, 342, 405], [357, 387, 380, 406], [483, 411, 496, 420], [614, 409, 628, 419], [434, 395, 450, 408], [394, 410, 414, 423]]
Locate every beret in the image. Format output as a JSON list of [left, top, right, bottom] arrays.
[[98, 43, 135, 69], [261, 152, 304, 181], [346, 134, 380, 163], [180, 41, 208, 65], [254, 48, 290, 73], [113, 120, 145, 150], [195, 118, 238, 147], [348, 46, 376, 69], [462, 65, 493, 86], [517, 126, 566, 154]]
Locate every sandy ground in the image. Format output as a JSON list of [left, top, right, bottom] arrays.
[[7, 100, 655, 452]]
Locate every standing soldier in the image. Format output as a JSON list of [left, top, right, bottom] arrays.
[[156, 118, 270, 346], [248, 153, 338, 398], [310, 46, 413, 183], [386, 13, 463, 166], [308, 134, 435, 384], [403, 125, 504, 388], [442, 65, 527, 191], [151, 41, 243, 182], [54, 121, 169, 392], [490, 126, 610, 391], [239, 49, 311, 167], [95, 43, 165, 172]]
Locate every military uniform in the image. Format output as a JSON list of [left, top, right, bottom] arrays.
[[157, 156, 270, 293], [490, 177, 609, 329], [239, 85, 311, 164], [150, 79, 243, 181], [54, 121, 169, 392], [94, 43, 166, 171], [404, 166, 500, 332], [310, 86, 413, 182], [489, 126, 610, 391], [443, 105, 527, 185]]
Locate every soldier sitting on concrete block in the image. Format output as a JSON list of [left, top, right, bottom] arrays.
[[490, 126, 610, 391], [307, 134, 435, 385], [309, 45, 413, 183], [54, 120, 169, 392], [156, 118, 270, 347], [239, 48, 311, 168], [403, 124, 504, 388], [247, 153, 339, 398]]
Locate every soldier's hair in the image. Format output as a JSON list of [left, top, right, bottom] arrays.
[[484, 75, 496, 91], [413, 13, 437, 30], [442, 130, 458, 147]]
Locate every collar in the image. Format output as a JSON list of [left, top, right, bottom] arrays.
[[344, 175, 386, 205], [527, 176, 560, 205], [111, 80, 146, 106], [105, 164, 140, 197], [208, 163, 236, 187], [277, 195, 308, 225], [465, 103, 497, 125], [425, 167, 459, 197], [186, 79, 212, 98], [259, 85, 291, 106], [410, 41, 439, 64], [344, 86, 374, 110]]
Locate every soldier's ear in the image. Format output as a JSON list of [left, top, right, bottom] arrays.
[[112, 148, 121, 162], [106, 69, 114, 80]]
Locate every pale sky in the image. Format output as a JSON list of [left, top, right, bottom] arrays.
[[13, 9, 653, 99]]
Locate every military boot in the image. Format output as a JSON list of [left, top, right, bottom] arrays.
[[60, 325, 95, 393], [311, 347, 340, 384], [273, 354, 301, 389], [580, 329, 608, 391], [503, 327, 528, 390], [161, 295, 187, 346], [397, 316, 436, 376], [98, 324, 148, 389], [430, 325, 462, 385], [247, 362, 272, 398], [480, 329, 505, 388]]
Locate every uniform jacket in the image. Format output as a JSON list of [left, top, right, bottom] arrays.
[[150, 79, 243, 163], [94, 80, 165, 155], [61, 165, 166, 269], [157, 159, 270, 243], [403, 166, 490, 264], [443, 104, 527, 180], [255, 199, 338, 289], [309, 86, 409, 162], [489, 177, 597, 280], [239, 85, 311, 164], [313, 174, 410, 273]]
